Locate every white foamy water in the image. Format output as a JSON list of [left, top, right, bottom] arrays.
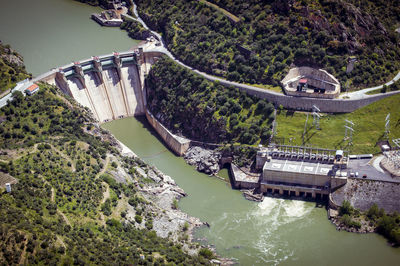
[[255, 196, 281, 216], [283, 199, 313, 218]]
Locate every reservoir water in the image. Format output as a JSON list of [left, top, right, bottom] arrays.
[[0, 0, 138, 76], [1, 0, 399, 264]]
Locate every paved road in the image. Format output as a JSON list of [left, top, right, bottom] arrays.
[[347, 158, 400, 183], [2, 3, 398, 111], [340, 71, 400, 99], [0, 80, 31, 108]]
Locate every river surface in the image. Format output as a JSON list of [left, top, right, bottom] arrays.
[[103, 117, 400, 265], [1, 0, 399, 265]]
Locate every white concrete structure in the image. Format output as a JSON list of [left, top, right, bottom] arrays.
[[281, 67, 341, 99], [5, 183, 11, 193]]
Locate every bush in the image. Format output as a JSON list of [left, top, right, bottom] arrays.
[[135, 214, 142, 224], [199, 248, 214, 259], [341, 214, 361, 229], [339, 200, 353, 216], [367, 204, 381, 221]]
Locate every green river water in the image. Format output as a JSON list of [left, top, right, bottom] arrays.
[[1, 0, 400, 265]]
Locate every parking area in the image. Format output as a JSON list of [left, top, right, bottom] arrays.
[[347, 158, 399, 183]]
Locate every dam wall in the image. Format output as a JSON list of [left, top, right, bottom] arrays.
[[33, 49, 190, 156], [46, 51, 148, 122], [145, 110, 191, 156]]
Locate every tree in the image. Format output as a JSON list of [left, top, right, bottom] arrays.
[[339, 200, 353, 216]]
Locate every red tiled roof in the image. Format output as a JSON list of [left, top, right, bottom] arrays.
[[26, 84, 39, 92], [299, 78, 308, 84]]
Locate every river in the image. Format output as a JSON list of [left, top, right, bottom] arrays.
[[1, 0, 399, 265]]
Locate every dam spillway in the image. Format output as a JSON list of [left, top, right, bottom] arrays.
[[53, 51, 152, 123]]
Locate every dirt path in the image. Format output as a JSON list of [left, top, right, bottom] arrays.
[[101, 182, 110, 205], [96, 155, 110, 179], [57, 210, 71, 226], [18, 237, 28, 265]]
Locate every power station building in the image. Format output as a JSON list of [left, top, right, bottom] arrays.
[[259, 146, 348, 198], [233, 145, 348, 199]]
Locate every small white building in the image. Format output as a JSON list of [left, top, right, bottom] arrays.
[[5, 183, 11, 193], [25, 84, 39, 95]]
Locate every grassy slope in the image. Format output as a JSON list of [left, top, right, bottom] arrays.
[[275, 94, 400, 154]]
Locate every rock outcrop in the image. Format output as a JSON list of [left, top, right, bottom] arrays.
[[184, 146, 221, 175]]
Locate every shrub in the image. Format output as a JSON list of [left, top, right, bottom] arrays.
[[199, 248, 214, 259], [135, 214, 142, 224], [339, 200, 353, 216]]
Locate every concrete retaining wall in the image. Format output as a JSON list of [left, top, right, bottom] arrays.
[[145, 110, 190, 156], [222, 82, 400, 113], [230, 164, 259, 189]]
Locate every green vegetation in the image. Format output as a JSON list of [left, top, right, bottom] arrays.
[[147, 56, 274, 145], [136, 0, 400, 90], [337, 202, 400, 246], [120, 16, 153, 40], [274, 93, 400, 154], [0, 84, 212, 264], [198, 0, 240, 23], [0, 42, 30, 95]]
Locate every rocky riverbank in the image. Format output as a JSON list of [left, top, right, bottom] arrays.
[[184, 146, 221, 176], [106, 135, 207, 254], [329, 210, 375, 234]]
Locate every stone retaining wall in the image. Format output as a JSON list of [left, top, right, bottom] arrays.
[[145, 110, 190, 156], [222, 82, 399, 113], [330, 178, 400, 213]]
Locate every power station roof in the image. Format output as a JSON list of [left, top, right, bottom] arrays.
[[263, 159, 332, 176]]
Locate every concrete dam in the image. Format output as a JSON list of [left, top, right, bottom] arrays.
[[49, 49, 161, 122], [34, 48, 190, 156]]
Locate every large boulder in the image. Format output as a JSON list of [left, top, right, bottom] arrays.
[[184, 146, 221, 175]]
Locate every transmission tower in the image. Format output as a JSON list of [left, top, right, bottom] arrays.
[[302, 113, 309, 145], [344, 119, 355, 143], [393, 138, 400, 149], [384, 113, 390, 140], [312, 105, 321, 130]]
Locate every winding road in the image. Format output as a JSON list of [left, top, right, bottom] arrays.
[[129, 2, 400, 106]]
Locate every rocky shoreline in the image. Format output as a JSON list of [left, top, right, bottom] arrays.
[[328, 208, 375, 234], [110, 134, 238, 264], [111, 139, 205, 251], [184, 146, 221, 176]]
